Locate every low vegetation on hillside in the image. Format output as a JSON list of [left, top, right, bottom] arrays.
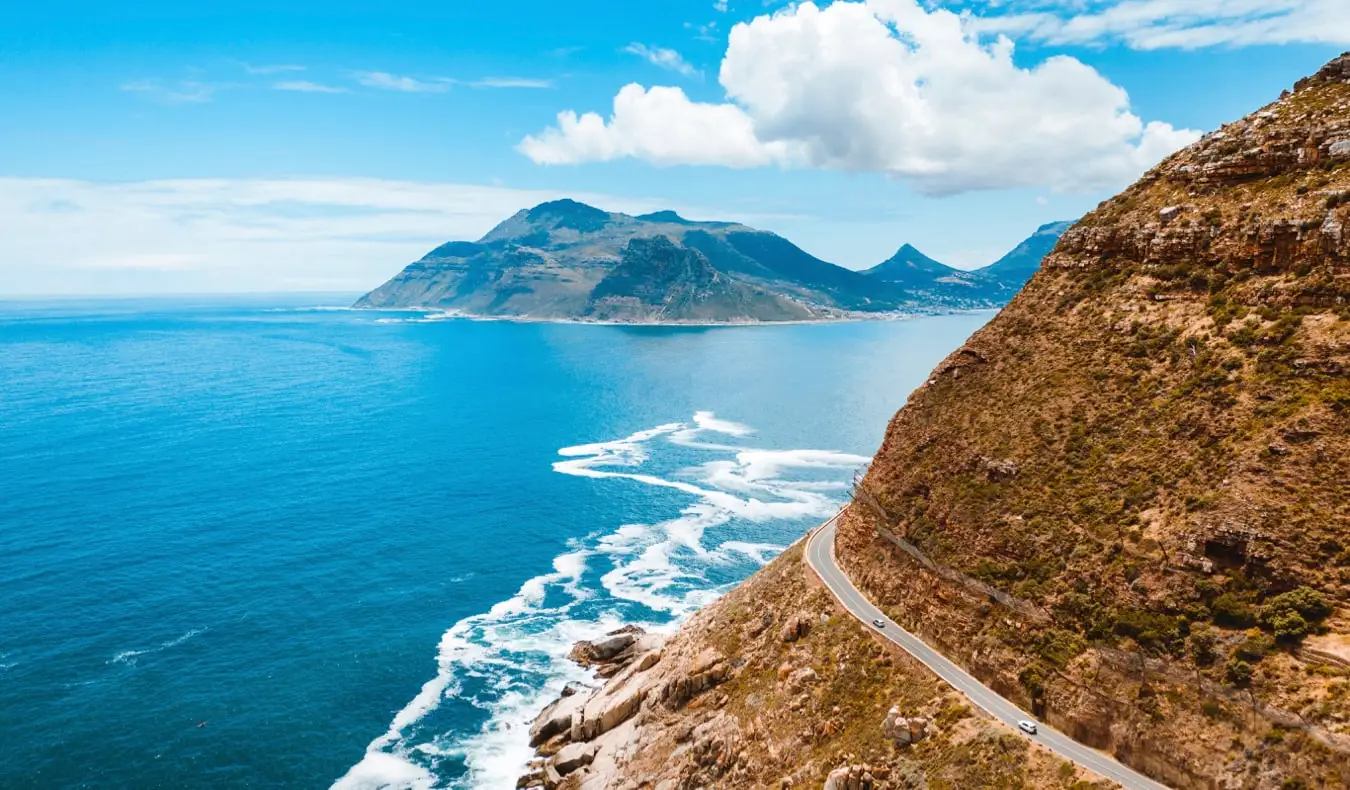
[[838, 54, 1350, 789]]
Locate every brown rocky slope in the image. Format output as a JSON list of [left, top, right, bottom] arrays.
[[841, 54, 1350, 788], [522, 541, 1116, 789], [522, 54, 1350, 789]]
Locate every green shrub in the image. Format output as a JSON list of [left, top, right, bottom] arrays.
[[1261, 587, 1332, 627], [1267, 610, 1312, 642], [1212, 593, 1257, 627], [1235, 633, 1274, 662], [1189, 626, 1218, 666], [1114, 609, 1185, 652], [1225, 658, 1254, 687]]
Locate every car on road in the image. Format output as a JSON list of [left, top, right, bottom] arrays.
[[1017, 720, 1038, 735], [870, 618, 885, 629]]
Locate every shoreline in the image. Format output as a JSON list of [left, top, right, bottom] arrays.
[[359, 304, 1000, 328]]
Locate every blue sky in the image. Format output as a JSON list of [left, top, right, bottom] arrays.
[[1, 1, 1346, 294]]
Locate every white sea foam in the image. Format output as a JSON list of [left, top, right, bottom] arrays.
[[335, 411, 869, 789], [108, 628, 207, 667]]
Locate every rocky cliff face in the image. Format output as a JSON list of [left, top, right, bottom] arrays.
[[838, 53, 1350, 788], [354, 200, 1059, 322], [520, 54, 1350, 790]]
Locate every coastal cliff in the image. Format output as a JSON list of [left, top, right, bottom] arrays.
[[837, 52, 1350, 787], [521, 53, 1350, 789]]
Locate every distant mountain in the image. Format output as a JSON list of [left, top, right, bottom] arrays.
[[974, 220, 1075, 293], [861, 223, 1074, 301], [354, 199, 1073, 322], [861, 243, 987, 300], [359, 200, 983, 322]]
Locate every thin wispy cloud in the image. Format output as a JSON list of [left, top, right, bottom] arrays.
[[0, 177, 700, 295], [239, 62, 307, 75], [622, 43, 701, 78], [120, 79, 219, 104], [274, 80, 349, 94], [469, 77, 554, 89], [714, 0, 729, 12], [963, 0, 1350, 50], [686, 21, 720, 42], [351, 71, 450, 93]]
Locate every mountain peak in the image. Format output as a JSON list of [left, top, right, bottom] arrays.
[[523, 199, 611, 231], [862, 243, 955, 284], [635, 210, 691, 224]]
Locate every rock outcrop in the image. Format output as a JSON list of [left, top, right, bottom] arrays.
[[823, 763, 882, 790], [881, 707, 929, 748]]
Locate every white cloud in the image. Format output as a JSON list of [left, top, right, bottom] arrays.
[[518, 84, 795, 167], [352, 71, 450, 93], [120, 79, 219, 104], [714, 1, 730, 12], [0, 179, 700, 296], [623, 43, 701, 77], [962, 0, 1350, 50], [274, 80, 348, 94], [521, 0, 1199, 195]]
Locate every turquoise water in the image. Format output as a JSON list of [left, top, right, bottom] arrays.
[[0, 298, 988, 788]]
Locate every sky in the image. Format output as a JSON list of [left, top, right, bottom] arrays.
[[1, 0, 1347, 295]]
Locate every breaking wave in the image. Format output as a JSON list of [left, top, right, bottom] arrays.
[[108, 628, 207, 667], [333, 412, 868, 789]]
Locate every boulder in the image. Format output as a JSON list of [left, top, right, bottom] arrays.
[[781, 614, 812, 643], [823, 764, 877, 790], [572, 671, 650, 742], [552, 741, 597, 776], [882, 705, 930, 747], [530, 691, 586, 747], [787, 667, 819, 692]]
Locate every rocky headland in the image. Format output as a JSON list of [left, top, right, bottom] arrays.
[[520, 541, 1112, 790], [354, 201, 1069, 323]]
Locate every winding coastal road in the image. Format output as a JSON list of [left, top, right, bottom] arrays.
[[806, 516, 1171, 790]]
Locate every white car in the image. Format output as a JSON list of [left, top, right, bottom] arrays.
[[870, 618, 885, 629], [1017, 720, 1038, 735]]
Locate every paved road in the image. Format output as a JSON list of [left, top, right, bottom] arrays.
[[806, 516, 1171, 790]]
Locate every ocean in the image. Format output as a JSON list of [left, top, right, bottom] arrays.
[[0, 297, 989, 789]]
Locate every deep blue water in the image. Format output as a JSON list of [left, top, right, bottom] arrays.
[[0, 298, 989, 789]]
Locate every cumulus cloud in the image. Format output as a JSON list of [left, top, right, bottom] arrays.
[[518, 85, 794, 167], [623, 44, 702, 77], [520, 0, 1200, 195], [963, 0, 1350, 50], [0, 179, 703, 296], [352, 71, 450, 93]]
